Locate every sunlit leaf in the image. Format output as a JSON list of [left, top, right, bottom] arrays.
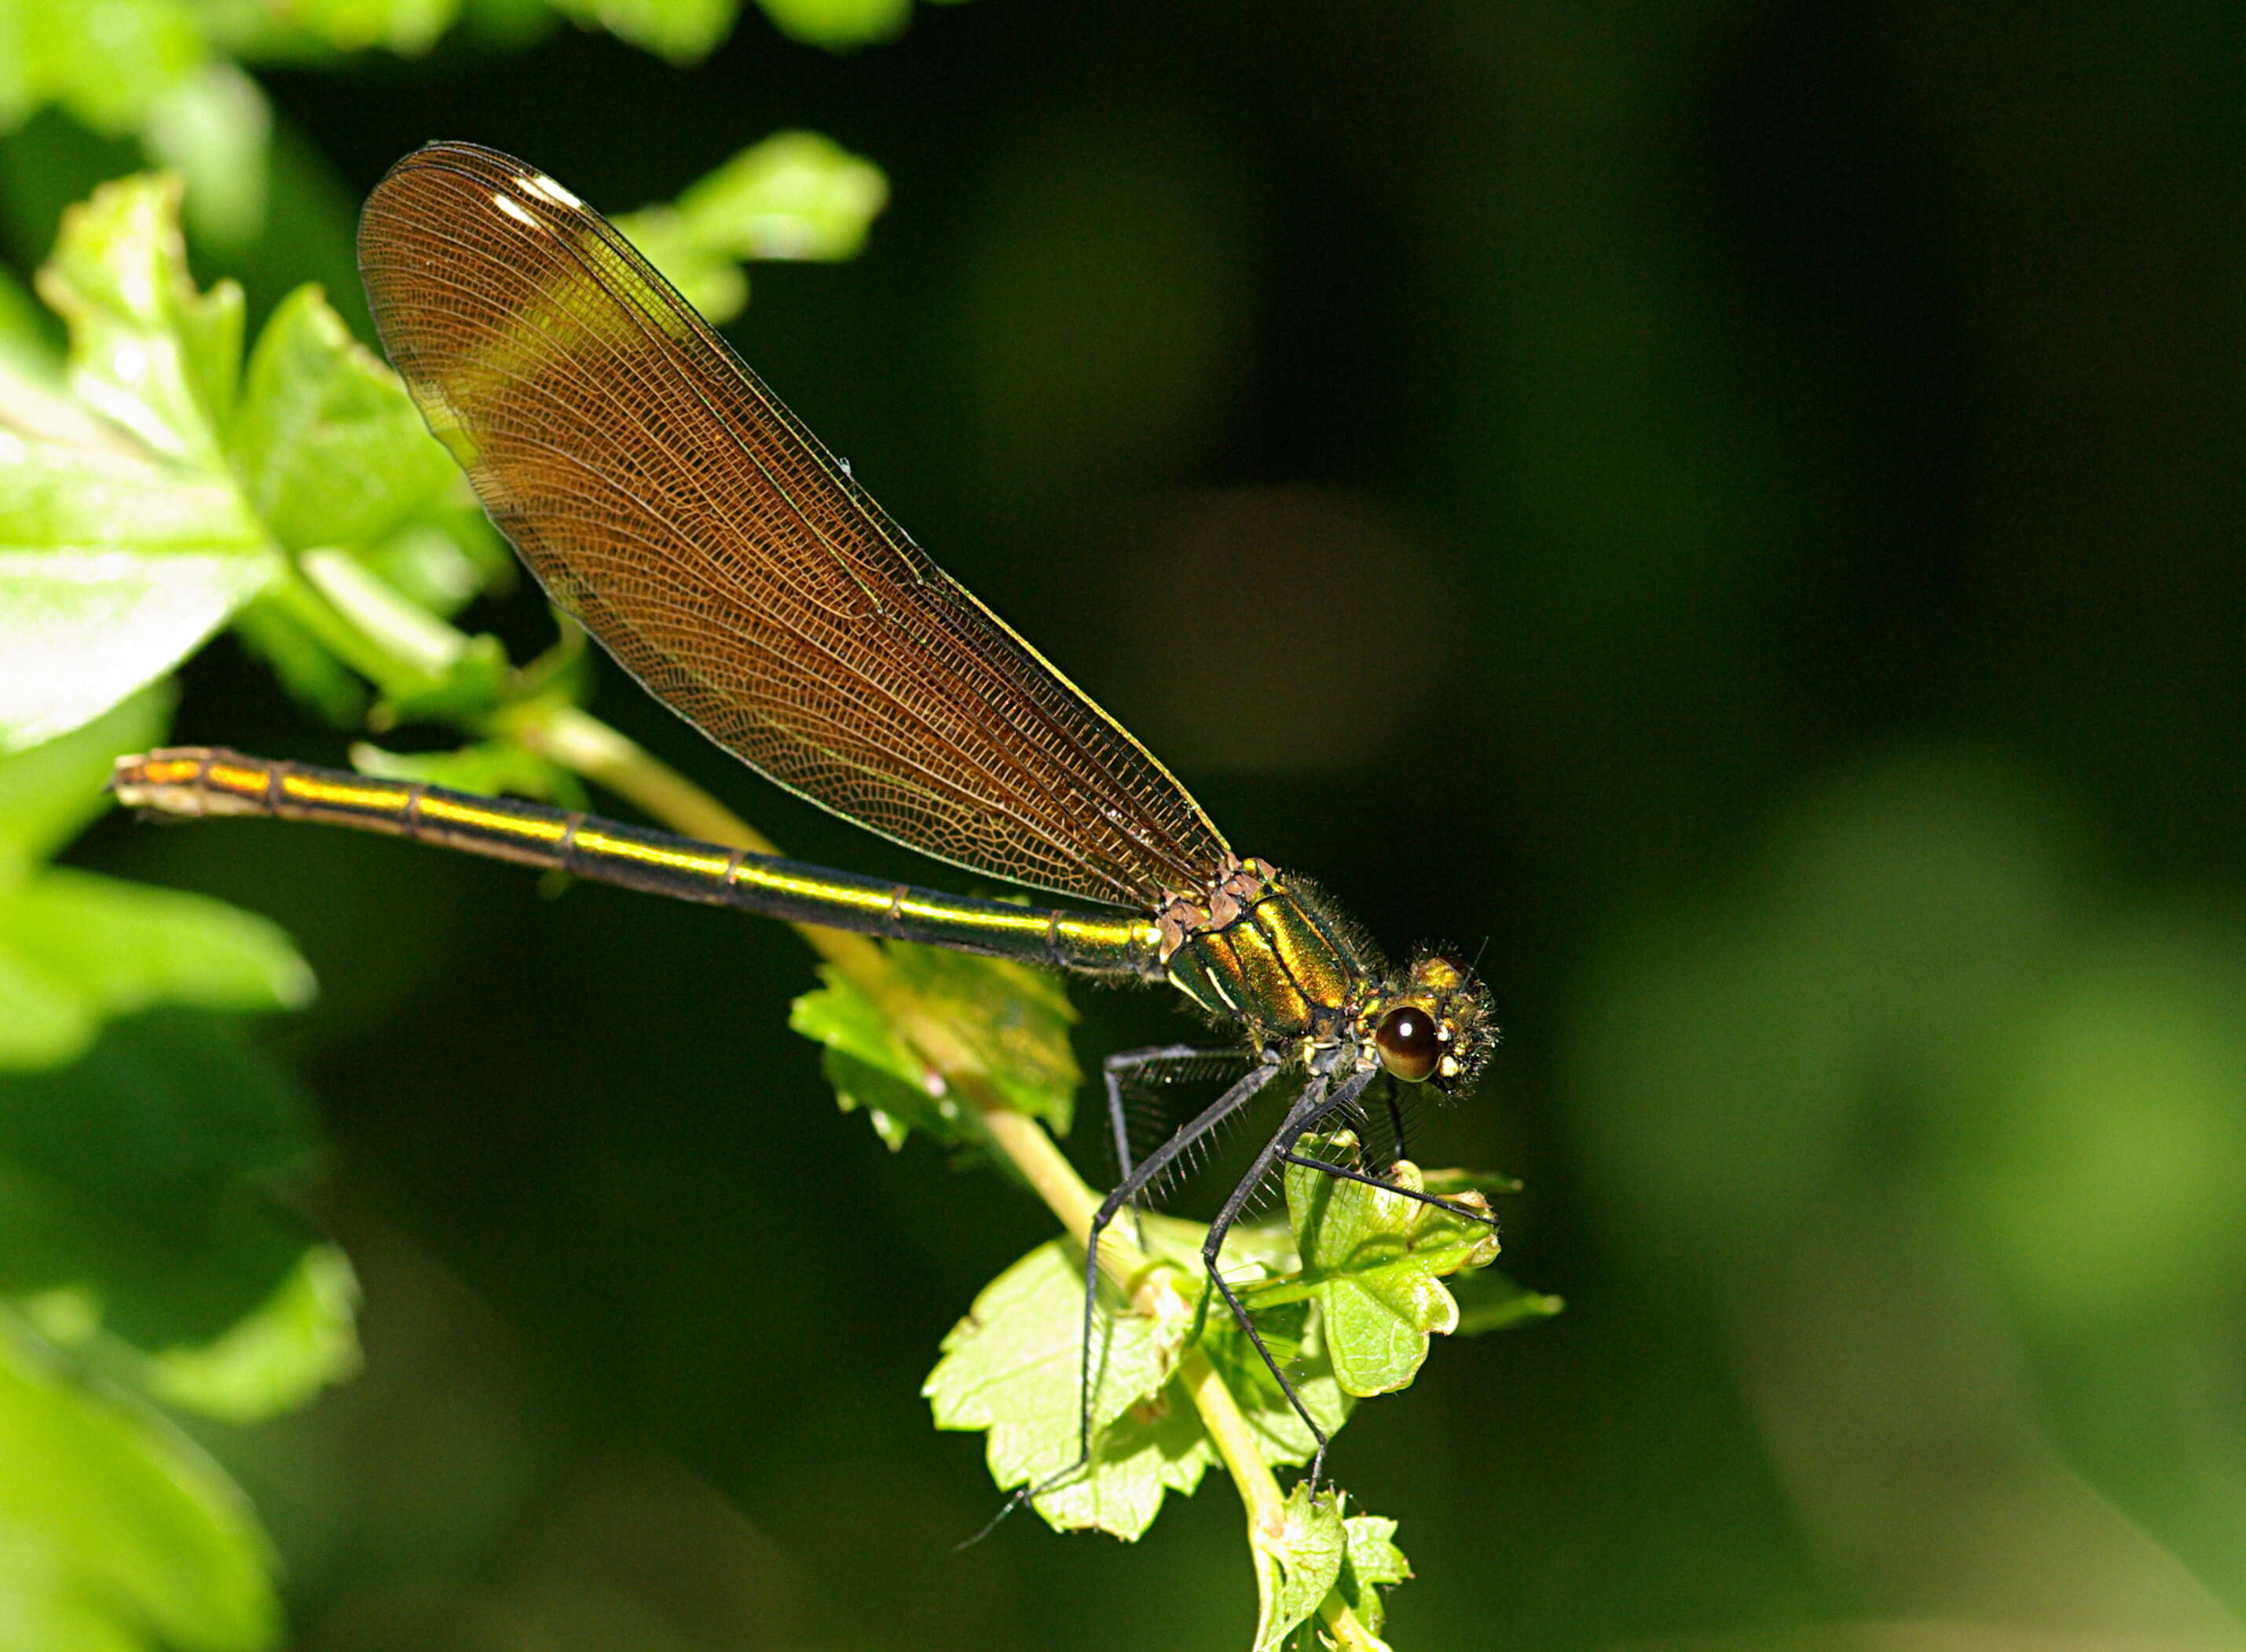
[[0, 266, 57, 379], [227, 284, 459, 551], [256, 0, 460, 53], [0, 547, 276, 753], [0, 171, 287, 750], [1250, 1483, 1344, 1652], [0, 434, 258, 548], [925, 1236, 1211, 1540], [614, 131, 886, 324], [1448, 1268, 1563, 1336], [226, 599, 365, 727], [672, 130, 888, 262], [603, 207, 749, 324], [140, 63, 271, 251], [1277, 1135, 1500, 1398], [0, 701, 312, 1069], [1334, 1511, 1410, 1639], [38, 172, 243, 463], [0, 0, 207, 137], [0, 871, 313, 1069], [790, 939, 1075, 1148], [1200, 1291, 1352, 1468], [822, 1047, 968, 1152], [1187, 1212, 1354, 1468], [357, 518, 504, 617], [889, 943, 1078, 1132]]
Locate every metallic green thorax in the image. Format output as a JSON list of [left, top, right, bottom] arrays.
[[1158, 859, 1380, 1044]]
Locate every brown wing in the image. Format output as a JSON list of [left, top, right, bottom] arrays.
[[357, 142, 1229, 909]]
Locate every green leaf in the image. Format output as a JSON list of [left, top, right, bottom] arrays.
[[788, 960, 938, 1145], [368, 630, 512, 723], [226, 598, 366, 727], [134, 1242, 359, 1422], [1199, 1291, 1353, 1469], [0, 683, 169, 872], [542, 0, 734, 63], [1336, 1512, 1411, 1638], [925, 1236, 1212, 1540], [227, 284, 460, 551], [892, 943, 1079, 1131], [0, 430, 274, 753], [0, 1012, 318, 1352], [821, 1046, 971, 1152], [674, 130, 888, 262], [0, 694, 312, 1068], [1169, 1209, 1356, 1468], [614, 131, 887, 325], [357, 517, 505, 617], [0, 266, 58, 379], [1277, 1135, 1500, 1398], [140, 63, 271, 251], [38, 172, 243, 464], [790, 940, 1078, 1148], [603, 207, 749, 326], [0, 170, 293, 752], [0, 0, 208, 137], [0, 1329, 279, 1652], [0, 166, 507, 750], [233, 0, 462, 54], [0, 870, 313, 1071], [1251, 1483, 1345, 1652], [753, 0, 911, 49], [0, 433, 261, 549], [0, 544, 277, 753]]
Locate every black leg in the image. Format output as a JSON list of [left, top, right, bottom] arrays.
[[1276, 1148, 1500, 1233], [1198, 1065, 1379, 1489], [1101, 1042, 1246, 1186], [1382, 1081, 1411, 1167], [1059, 1054, 1287, 1485]]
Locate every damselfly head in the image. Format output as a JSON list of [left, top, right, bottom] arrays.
[[1366, 951, 1497, 1092]]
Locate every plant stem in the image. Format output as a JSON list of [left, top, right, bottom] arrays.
[[280, 463, 1392, 1647], [1321, 1594, 1393, 1652], [525, 705, 1384, 1647]]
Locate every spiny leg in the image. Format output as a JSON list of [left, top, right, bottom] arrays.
[[1049, 1054, 1285, 1496], [1198, 1066, 1378, 1490], [1281, 1077, 1496, 1232], [1276, 1148, 1501, 1233], [1101, 1044, 1249, 1238]]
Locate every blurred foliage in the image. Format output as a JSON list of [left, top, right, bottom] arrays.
[[0, 56, 1523, 1643], [790, 942, 1079, 1153], [0, 52, 897, 1643], [0, 697, 350, 1651], [614, 131, 889, 324], [1, 0, 2243, 1648]]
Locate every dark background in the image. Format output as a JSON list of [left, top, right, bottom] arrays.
[[53, 1, 2246, 1647]]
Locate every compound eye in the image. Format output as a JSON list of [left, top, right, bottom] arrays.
[[1375, 1005, 1439, 1083]]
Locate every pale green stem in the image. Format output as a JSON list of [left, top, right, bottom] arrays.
[[525, 705, 1381, 1648], [306, 573, 1384, 1647]]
